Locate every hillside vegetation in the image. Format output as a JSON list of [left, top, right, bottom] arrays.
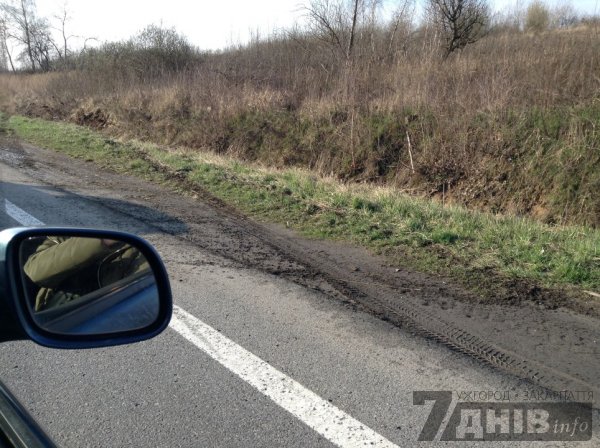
[[0, 14, 599, 227], [3, 113, 599, 308]]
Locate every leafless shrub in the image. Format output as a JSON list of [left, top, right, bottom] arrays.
[[425, 0, 490, 57], [526, 0, 550, 32]]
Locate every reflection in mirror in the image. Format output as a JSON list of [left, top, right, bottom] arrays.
[[19, 236, 159, 336]]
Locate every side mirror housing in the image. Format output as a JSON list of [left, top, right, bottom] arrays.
[[0, 228, 172, 348]]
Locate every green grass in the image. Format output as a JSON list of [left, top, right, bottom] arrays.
[[4, 114, 600, 295]]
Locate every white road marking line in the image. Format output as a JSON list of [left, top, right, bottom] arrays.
[[4, 199, 45, 226], [7, 199, 398, 447], [170, 306, 399, 448]]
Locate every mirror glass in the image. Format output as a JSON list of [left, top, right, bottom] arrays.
[[18, 236, 159, 336]]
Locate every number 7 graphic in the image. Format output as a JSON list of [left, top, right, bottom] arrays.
[[413, 391, 452, 441]]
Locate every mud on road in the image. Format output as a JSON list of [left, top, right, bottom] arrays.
[[2, 139, 599, 405]]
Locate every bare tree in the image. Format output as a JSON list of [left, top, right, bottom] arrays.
[[551, 1, 578, 29], [29, 17, 54, 70], [0, 0, 59, 71], [387, 0, 415, 61], [52, 1, 73, 60], [426, 0, 489, 58], [1, 0, 36, 69], [347, 0, 360, 60], [365, 0, 379, 56], [303, 0, 364, 62], [0, 15, 14, 71]]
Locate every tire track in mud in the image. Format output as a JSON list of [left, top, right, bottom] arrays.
[[136, 153, 600, 401], [189, 204, 600, 400]]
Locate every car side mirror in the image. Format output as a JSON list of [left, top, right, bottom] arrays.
[[0, 228, 172, 348]]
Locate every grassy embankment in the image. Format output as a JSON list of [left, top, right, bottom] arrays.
[[1, 26, 599, 228], [3, 114, 599, 306]]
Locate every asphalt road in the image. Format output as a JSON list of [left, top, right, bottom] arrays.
[[1, 147, 599, 447]]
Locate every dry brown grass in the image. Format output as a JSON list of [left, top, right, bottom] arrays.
[[2, 25, 596, 120], [1, 24, 599, 226]]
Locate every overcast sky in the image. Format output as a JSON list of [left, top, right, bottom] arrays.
[[35, 0, 600, 51]]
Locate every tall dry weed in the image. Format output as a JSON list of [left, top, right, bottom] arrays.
[[1, 25, 599, 226]]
